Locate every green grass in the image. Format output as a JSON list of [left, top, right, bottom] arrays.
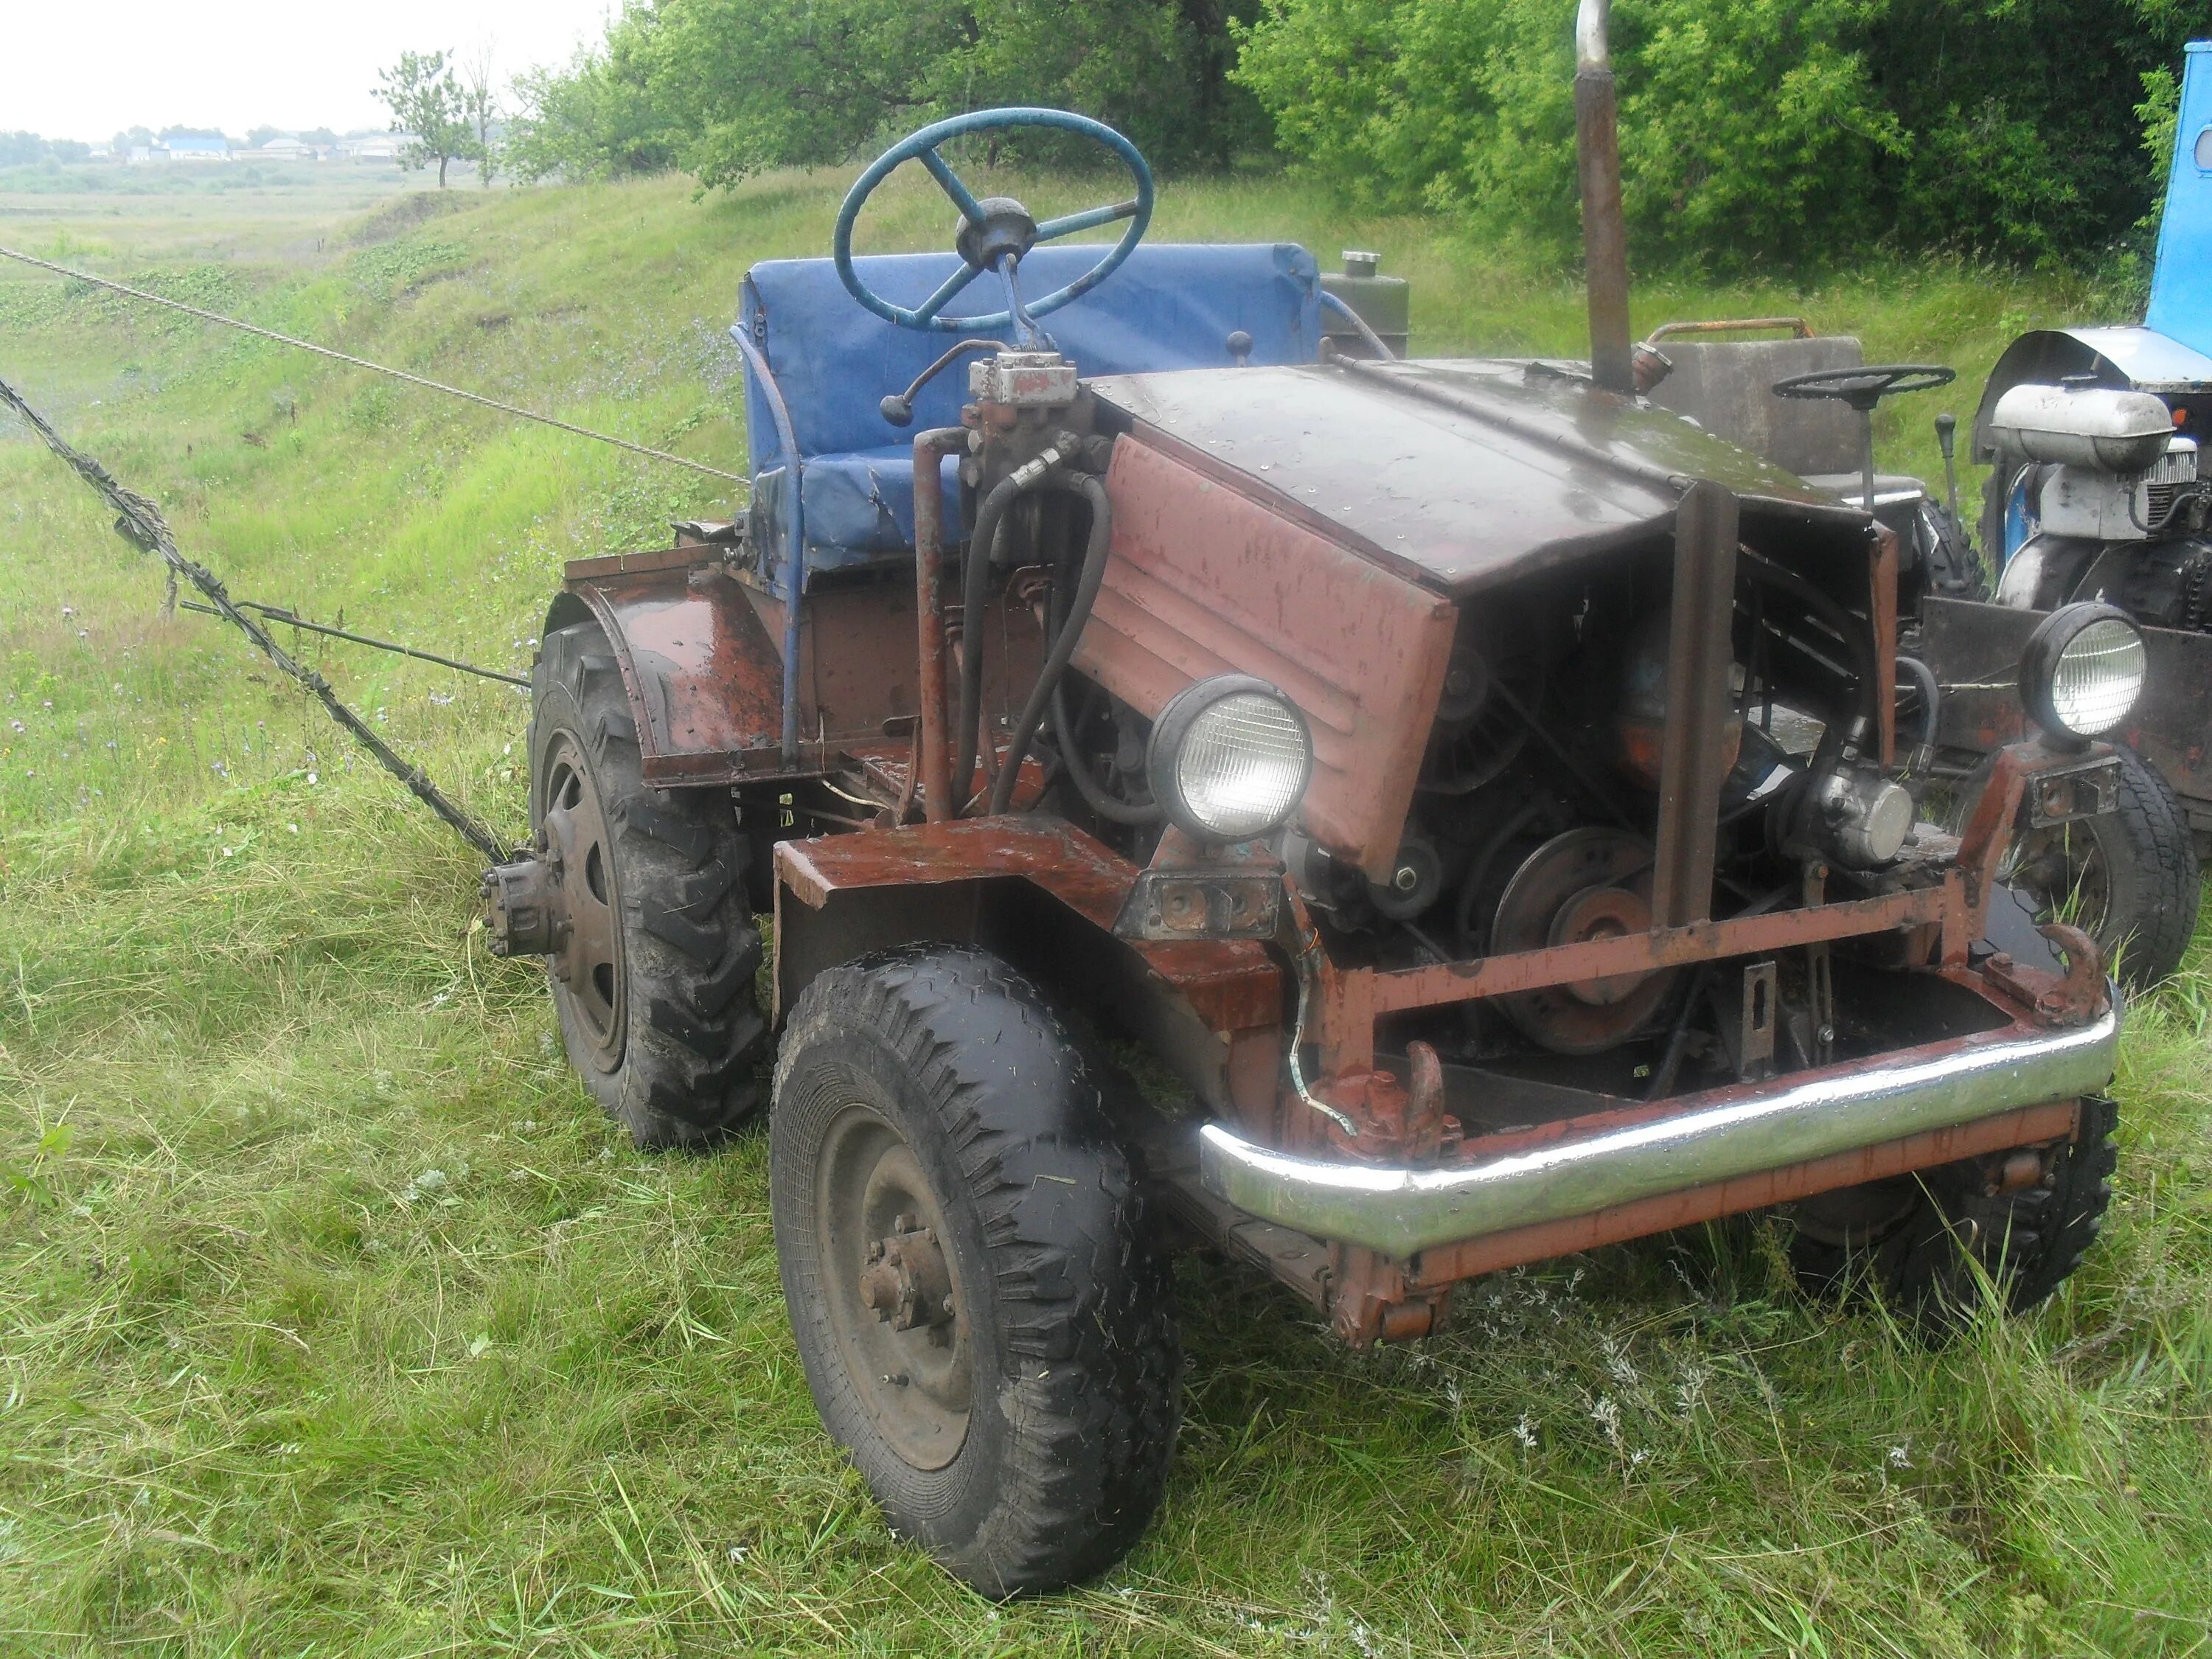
[[2, 167, 2208, 1655]]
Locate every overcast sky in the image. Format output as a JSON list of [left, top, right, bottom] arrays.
[[3, 0, 621, 143]]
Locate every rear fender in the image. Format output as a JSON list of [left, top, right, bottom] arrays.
[[548, 549, 793, 788]]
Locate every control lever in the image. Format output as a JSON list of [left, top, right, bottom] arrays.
[[1935, 411, 1960, 521], [879, 337, 1009, 427]]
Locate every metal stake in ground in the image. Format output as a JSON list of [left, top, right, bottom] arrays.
[[0, 373, 512, 864]]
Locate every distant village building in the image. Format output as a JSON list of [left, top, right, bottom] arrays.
[[337, 133, 411, 162], [255, 136, 316, 161], [161, 134, 231, 162]]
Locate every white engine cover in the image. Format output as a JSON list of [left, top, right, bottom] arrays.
[[2039, 437, 2198, 541]]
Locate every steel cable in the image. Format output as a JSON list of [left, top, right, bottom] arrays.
[[0, 244, 749, 484], [0, 373, 512, 863]]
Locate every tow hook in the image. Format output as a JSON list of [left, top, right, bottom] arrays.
[[481, 855, 567, 959], [860, 1217, 956, 1332], [1979, 922, 2109, 1026]]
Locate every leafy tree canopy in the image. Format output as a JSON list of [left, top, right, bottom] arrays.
[[375, 49, 477, 188]]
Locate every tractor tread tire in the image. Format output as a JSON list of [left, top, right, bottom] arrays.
[[2095, 743, 2201, 987], [532, 619, 768, 1148], [771, 945, 1180, 1596], [1789, 1096, 2119, 1335]]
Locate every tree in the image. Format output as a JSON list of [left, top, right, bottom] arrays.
[[1233, 0, 2200, 272], [459, 42, 500, 187], [503, 0, 1264, 187], [375, 49, 472, 187]]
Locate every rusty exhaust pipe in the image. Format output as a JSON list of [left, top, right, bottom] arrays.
[[1575, 0, 1634, 395]]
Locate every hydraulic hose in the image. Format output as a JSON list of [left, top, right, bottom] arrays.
[[1895, 654, 1941, 757], [953, 470, 1031, 813], [990, 471, 1113, 815], [1051, 677, 1161, 824]]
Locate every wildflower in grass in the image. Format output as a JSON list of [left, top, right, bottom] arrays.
[[1674, 1359, 1711, 1420], [1591, 1394, 1625, 1455], [1888, 1440, 1913, 1470], [1513, 1412, 1538, 1450]]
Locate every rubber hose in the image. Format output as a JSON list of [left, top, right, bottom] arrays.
[[1895, 653, 1941, 752], [953, 470, 1029, 813], [1051, 677, 1162, 824], [990, 472, 1113, 815]]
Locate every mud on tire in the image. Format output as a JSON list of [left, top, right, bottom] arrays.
[[1787, 1095, 2120, 1335], [529, 618, 768, 1147], [771, 945, 1180, 1595]]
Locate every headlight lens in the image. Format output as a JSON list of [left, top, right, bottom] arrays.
[[1148, 676, 1313, 841], [2048, 618, 2145, 736], [2022, 603, 2146, 742]]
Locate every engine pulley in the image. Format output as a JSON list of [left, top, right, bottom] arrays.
[[1488, 827, 1680, 1054]]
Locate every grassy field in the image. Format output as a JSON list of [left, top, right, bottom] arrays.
[[1, 164, 2208, 1656]]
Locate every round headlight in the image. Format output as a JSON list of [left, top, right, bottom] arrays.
[[1147, 675, 1313, 843], [2021, 602, 2146, 744]]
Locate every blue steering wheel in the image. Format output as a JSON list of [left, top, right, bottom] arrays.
[[832, 108, 1155, 334]]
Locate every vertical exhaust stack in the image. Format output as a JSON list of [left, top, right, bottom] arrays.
[[1575, 0, 1634, 394]]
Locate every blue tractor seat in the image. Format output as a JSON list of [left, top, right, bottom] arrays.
[[740, 242, 1323, 585]]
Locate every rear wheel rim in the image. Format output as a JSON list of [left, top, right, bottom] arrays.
[[815, 1102, 973, 1470], [541, 728, 626, 1069]]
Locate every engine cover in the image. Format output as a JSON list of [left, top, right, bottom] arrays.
[[2040, 438, 2199, 541]]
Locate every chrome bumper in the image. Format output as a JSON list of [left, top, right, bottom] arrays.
[[1199, 1006, 2120, 1259]]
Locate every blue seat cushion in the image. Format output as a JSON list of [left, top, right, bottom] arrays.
[[739, 243, 1320, 583], [749, 449, 967, 573]]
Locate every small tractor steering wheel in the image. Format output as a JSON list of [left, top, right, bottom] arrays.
[[832, 108, 1155, 337], [1770, 364, 1959, 515], [1770, 364, 1957, 412]]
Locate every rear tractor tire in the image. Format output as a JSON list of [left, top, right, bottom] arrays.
[[1786, 1096, 2119, 1335], [529, 618, 769, 1148], [771, 945, 1181, 1595]]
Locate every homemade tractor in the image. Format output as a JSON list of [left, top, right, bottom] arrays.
[[1638, 40, 2212, 986], [484, 69, 2141, 1594]]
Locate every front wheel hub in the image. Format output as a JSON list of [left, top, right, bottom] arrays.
[[860, 1217, 956, 1332]]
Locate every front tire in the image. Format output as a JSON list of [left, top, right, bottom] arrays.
[[2000, 742, 2200, 989], [529, 619, 768, 1147], [771, 945, 1180, 1594], [1787, 1096, 2118, 1335]]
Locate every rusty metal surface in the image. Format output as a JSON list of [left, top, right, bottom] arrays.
[[1366, 883, 1956, 1013], [774, 815, 1281, 1037], [1073, 435, 1457, 880], [1651, 481, 1740, 924], [563, 536, 1046, 793], [1871, 525, 1899, 767], [910, 429, 965, 821], [1085, 361, 1860, 600], [1921, 596, 2212, 810], [1573, 1, 1633, 394], [1401, 1099, 2081, 1289], [568, 567, 790, 786], [1645, 317, 1815, 343]]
